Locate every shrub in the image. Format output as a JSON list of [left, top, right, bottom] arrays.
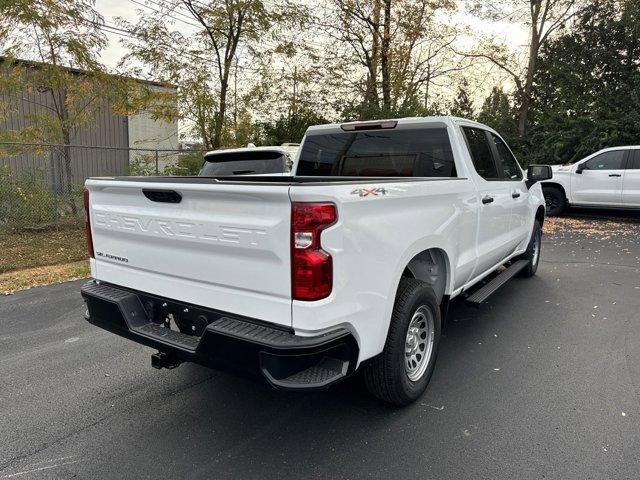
[[126, 154, 158, 176], [0, 165, 61, 232], [162, 152, 204, 176]]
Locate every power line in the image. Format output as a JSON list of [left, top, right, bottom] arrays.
[[126, 0, 202, 28], [90, 18, 272, 74]]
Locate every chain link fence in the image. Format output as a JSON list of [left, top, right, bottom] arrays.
[[0, 142, 205, 233]]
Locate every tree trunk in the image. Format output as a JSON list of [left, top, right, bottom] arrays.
[[380, 0, 392, 110], [517, 22, 540, 136], [59, 88, 78, 216], [214, 73, 229, 149], [364, 0, 381, 109]]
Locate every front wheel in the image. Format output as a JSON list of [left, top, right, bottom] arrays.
[[543, 187, 566, 216], [518, 220, 542, 277], [364, 279, 441, 406]]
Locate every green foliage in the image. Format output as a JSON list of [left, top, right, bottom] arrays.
[[337, 96, 445, 122], [127, 152, 205, 176], [119, 0, 302, 149], [163, 153, 205, 176], [0, 165, 60, 232], [261, 108, 328, 145], [450, 80, 474, 119], [126, 155, 158, 176], [477, 87, 516, 137], [526, 0, 640, 165]]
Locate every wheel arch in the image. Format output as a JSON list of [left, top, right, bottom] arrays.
[[542, 181, 567, 201], [400, 247, 450, 306], [535, 205, 545, 228]]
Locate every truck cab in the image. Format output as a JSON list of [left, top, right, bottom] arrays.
[[541, 146, 640, 215]]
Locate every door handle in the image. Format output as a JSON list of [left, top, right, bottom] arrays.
[[609, 174, 622, 177], [512, 192, 521, 199], [482, 196, 494, 204]]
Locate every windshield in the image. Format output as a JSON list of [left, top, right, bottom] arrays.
[[296, 127, 456, 177], [200, 151, 287, 176]]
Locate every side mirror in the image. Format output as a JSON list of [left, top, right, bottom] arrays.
[[576, 164, 585, 174], [526, 164, 552, 188]]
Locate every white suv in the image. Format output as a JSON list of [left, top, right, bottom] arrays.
[[542, 146, 640, 215]]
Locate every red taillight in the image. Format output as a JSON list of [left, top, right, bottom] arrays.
[[291, 202, 337, 301], [83, 189, 94, 258]]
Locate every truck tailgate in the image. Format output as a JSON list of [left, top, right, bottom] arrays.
[[86, 179, 292, 327]]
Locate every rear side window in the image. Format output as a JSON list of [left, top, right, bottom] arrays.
[[200, 151, 286, 176], [584, 151, 625, 170], [491, 134, 523, 180], [462, 127, 499, 180], [296, 127, 457, 177]]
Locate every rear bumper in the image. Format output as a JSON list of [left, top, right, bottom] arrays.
[[81, 281, 358, 390]]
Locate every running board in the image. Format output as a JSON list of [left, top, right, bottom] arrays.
[[466, 260, 529, 305]]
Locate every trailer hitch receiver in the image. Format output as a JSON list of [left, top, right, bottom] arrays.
[[151, 351, 182, 370]]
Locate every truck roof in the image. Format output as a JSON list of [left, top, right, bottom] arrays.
[[305, 116, 492, 136], [204, 146, 290, 157]]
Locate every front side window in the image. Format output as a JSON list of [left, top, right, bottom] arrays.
[[462, 127, 499, 180], [296, 127, 457, 177], [491, 134, 523, 180], [583, 151, 625, 171], [627, 150, 640, 169]]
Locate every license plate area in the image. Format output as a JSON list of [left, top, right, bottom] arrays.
[[137, 292, 227, 338]]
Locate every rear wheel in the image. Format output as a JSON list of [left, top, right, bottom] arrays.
[[364, 278, 441, 406], [543, 187, 566, 216], [518, 220, 542, 278]]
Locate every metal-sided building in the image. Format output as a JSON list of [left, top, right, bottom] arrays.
[[0, 57, 178, 189]]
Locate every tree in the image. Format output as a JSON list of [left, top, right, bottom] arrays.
[[317, 0, 461, 118], [477, 87, 516, 138], [261, 107, 328, 145], [120, 0, 302, 149], [465, 0, 583, 136], [0, 0, 127, 212], [527, 0, 640, 164], [450, 79, 474, 118]]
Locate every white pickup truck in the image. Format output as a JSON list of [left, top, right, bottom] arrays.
[[81, 117, 551, 405], [541, 146, 640, 215]]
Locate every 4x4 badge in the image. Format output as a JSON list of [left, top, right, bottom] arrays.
[[351, 187, 387, 197]]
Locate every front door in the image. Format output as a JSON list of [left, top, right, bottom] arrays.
[[622, 149, 640, 207], [488, 133, 530, 248], [461, 126, 513, 277], [571, 150, 626, 206]]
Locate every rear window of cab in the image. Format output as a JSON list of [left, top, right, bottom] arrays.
[[296, 127, 457, 177]]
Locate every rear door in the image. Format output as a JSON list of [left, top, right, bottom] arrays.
[[622, 149, 640, 207], [86, 179, 293, 327], [461, 126, 514, 276], [571, 150, 626, 205]]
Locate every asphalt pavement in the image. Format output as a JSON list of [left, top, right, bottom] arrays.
[[1, 211, 639, 479]]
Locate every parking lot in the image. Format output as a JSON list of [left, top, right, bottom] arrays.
[[1, 211, 639, 480]]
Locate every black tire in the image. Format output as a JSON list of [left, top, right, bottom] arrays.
[[543, 187, 566, 216], [518, 220, 542, 278], [364, 278, 441, 406]]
